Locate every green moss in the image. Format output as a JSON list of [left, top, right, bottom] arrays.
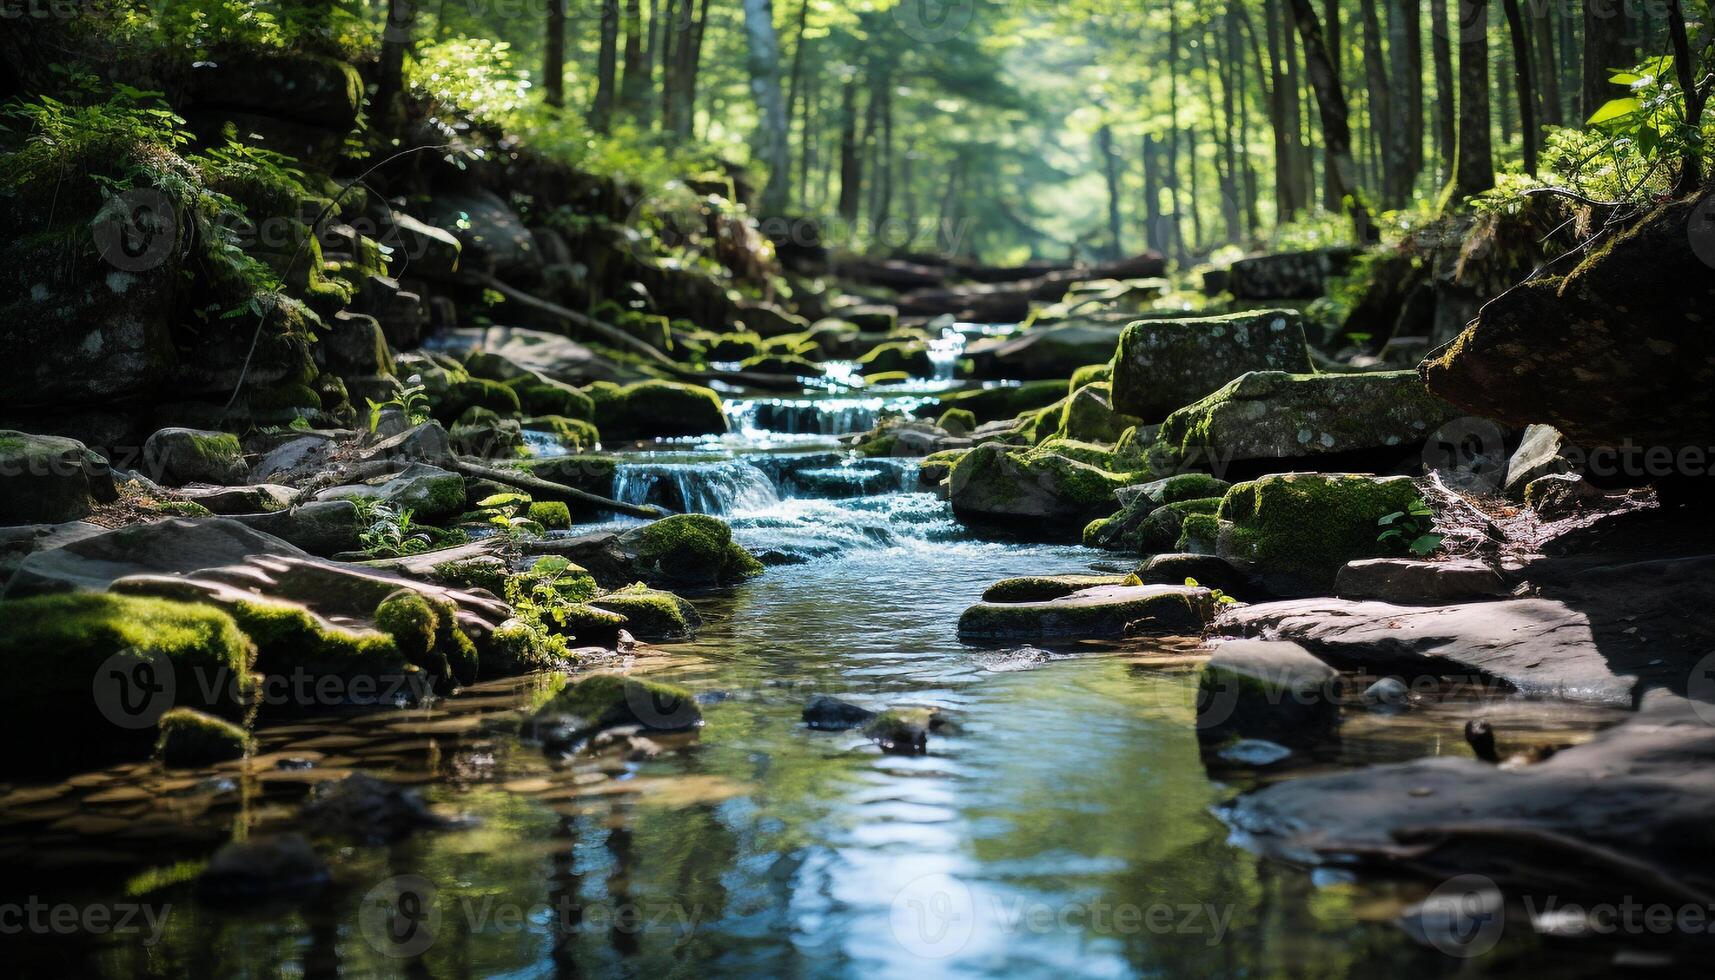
[[588, 380, 727, 440], [528, 415, 601, 451], [632, 514, 764, 583], [528, 500, 572, 530], [155, 707, 249, 766], [1176, 512, 1220, 553], [1025, 438, 1118, 470], [1154, 473, 1232, 503], [857, 340, 932, 376], [436, 378, 522, 423], [515, 556, 600, 603], [701, 331, 764, 361], [981, 575, 1129, 603], [935, 408, 977, 434], [546, 603, 629, 644], [149, 500, 214, 518], [374, 590, 446, 683], [228, 598, 409, 684], [591, 583, 701, 639], [919, 448, 970, 484], [1136, 497, 1223, 553], [534, 672, 702, 732], [430, 594, 480, 685], [1068, 362, 1114, 395], [485, 620, 570, 675], [511, 380, 595, 420], [1216, 473, 1425, 593], [923, 379, 1070, 424], [432, 556, 512, 595]]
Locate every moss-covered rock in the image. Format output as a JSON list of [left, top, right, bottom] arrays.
[[948, 441, 1135, 530], [1110, 309, 1315, 421], [485, 618, 570, 675], [958, 584, 1215, 640], [316, 463, 466, 523], [981, 574, 1129, 602], [528, 500, 572, 530], [525, 672, 702, 749], [0, 593, 257, 772], [1148, 370, 1460, 473], [373, 590, 478, 688], [935, 408, 977, 436], [864, 708, 935, 755], [591, 583, 702, 639], [451, 408, 525, 458], [857, 340, 933, 376], [0, 431, 116, 524], [510, 378, 595, 420], [155, 707, 250, 766], [606, 514, 763, 587], [520, 454, 619, 497], [918, 448, 970, 486], [920, 379, 1068, 424], [1176, 512, 1220, 554], [434, 378, 521, 423], [527, 415, 601, 451], [1056, 382, 1142, 444], [224, 597, 416, 695], [431, 555, 512, 595], [1136, 497, 1222, 553], [1215, 473, 1426, 596], [142, 427, 248, 486], [587, 380, 728, 441]]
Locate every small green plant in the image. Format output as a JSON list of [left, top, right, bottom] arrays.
[[358, 502, 430, 557], [366, 374, 431, 432], [1378, 499, 1443, 557], [1184, 577, 1239, 605], [475, 492, 543, 540]]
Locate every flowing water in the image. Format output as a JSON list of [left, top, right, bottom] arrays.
[[3, 370, 1626, 977]]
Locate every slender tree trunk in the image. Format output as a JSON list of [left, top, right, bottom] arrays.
[[1449, 0, 1495, 201], [1142, 133, 1163, 251], [1501, 0, 1538, 174], [1667, 0, 1706, 194], [592, 0, 620, 133], [1430, 0, 1456, 183], [619, 0, 647, 117], [1097, 124, 1124, 257], [1221, 11, 1244, 239], [1582, 0, 1635, 123], [741, 0, 790, 214], [544, 0, 566, 109], [837, 74, 862, 223], [375, 0, 415, 123], [1281, 2, 1311, 213], [1323, 0, 1343, 210], [1531, 0, 1560, 126], [659, 0, 679, 125], [1286, 0, 1376, 238], [783, 0, 809, 207], [1363, 0, 1397, 205], [1167, 7, 1187, 264], [1263, 0, 1301, 219], [1404, 0, 1424, 189], [1235, 17, 1262, 234], [873, 72, 894, 230]]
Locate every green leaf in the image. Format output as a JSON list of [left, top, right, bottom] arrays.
[[1408, 533, 1445, 557], [1587, 97, 1642, 126], [1377, 511, 1405, 526], [477, 492, 530, 508]]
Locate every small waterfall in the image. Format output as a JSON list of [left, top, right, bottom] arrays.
[[724, 395, 935, 438], [612, 459, 781, 515], [926, 327, 967, 383]]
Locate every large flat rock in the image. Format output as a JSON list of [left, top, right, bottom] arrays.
[[1110, 310, 1314, 421], [959, 584, 1214, 640]]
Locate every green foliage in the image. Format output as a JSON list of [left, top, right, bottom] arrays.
[[108, 0, 378, 61], [1377, 498, 1443, 557], [475, 491, 543, 539], [367, 374, 432, 432], [357, 502, 431, 557], [1183, 577, 1238, 606]]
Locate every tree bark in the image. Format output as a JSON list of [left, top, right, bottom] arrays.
[[1167, 6, 1188, 264], [1449, 0, 1495, 200], [1097, 123, 1124, 257], [1429, 0, 1457, 183], [1364, 0, 1397, 205], [741, 0, 791, 215], [544, 0, 566, 109], [1263, 0, 1301, 220], [1142, 133, 1163, 252], [1500, 0, 1538, 174], [1531, 0, 1561, 126], [375, 0, 415, 124], [1582, 0, 1635, 124], [1285, 0, 1376, 239], [1322, 0, 1343, 211], [592, 0, 620, 133], [1667, 0, 1706, 194], [619, 0, 647, 117], [837, 74, 862, 223]]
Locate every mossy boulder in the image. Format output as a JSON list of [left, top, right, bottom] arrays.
[[434, 378, 522, 423], [958, 584, 1216, 640], [316, 463, 466, 523], [223, 597, 417, 697], [0, 431, 116, 524], [591, 583, 702, 639], [451, 408, 525, 458], [374, 590, 478, 689], [0, 593, 257, 772], [519, 454, 620, 497], [1147, 370, 1461, 473], [155, 707, 250, 766], [857, 340, 933, 376], [1176, 512, 1220, 554], [143, 428, 248, 486], [586, 380, 728, 441], [528, 500, 572, 530], [527, 415, 601, 451], [1130, 497, 1223, 553], [1057, 382, 1143, 444], [935, 408, 977, 436], [602, 514, 763, 587], [948, 442, 1135, 530], [1086, 473, 1231, 550], [920, 379, 1068, 424], [525, 672, 702, 749], [1110, 310, 1315, 422], [510, 378, 595, 420], [1215, 473, 1426, 596], [981, 574, 1129, 603], [918, 448, 970, 486]]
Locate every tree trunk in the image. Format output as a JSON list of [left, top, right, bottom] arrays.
[[619, 0, 647, 117], [1582, 0, 1635, 123], [1404, 0, 1425, 189], [1220, 11, 1244, 240], [1449, 0, 1495, 201], [1285, 0, 1376, 239], [741, 0, 790, 214], [1167, 7, 1187, 264], [1322, 0, 1343, 211], [1667, 0, 1706, 194], [1281, 1, 1311, 214], [1363, 0, 1397, 205], [1142, 133, 1163, 251], [873, 71, 894, 231], [1263, 0, 1301, 220], [592, 0, 620, 133], [1429, 0, 1456, 183], [783, 0, 809, 203], [1501, 0, 1538, 174], [544, 0, 566, 109], [1097, 124, 1124, 257], [837, 74, 862, 223], [1235, 15, 1262, 234], [1531, 0, 1561, 126], [375, 0, 415, 123]]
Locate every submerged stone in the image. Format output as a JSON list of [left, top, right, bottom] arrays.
[[1196, 640, 1341, 746], [958, 584, 1215, 641], [981, 574, 1129, 603], [802, 695, 878, 730], [525, 673, 703, 750]]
